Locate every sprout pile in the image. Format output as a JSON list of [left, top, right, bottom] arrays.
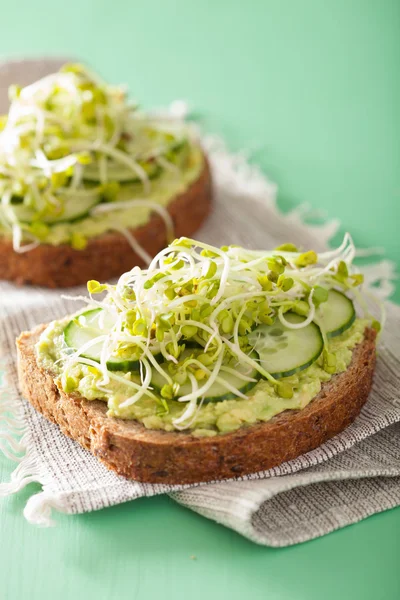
[[0, 63, 191, 252], [58, 234, 381, 429]]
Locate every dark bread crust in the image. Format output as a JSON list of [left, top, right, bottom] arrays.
[[16, 325, 376, 484], [0, 157, 212, 288]]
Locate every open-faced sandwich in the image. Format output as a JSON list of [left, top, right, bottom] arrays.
[[0, 64, 211, 287], [17, 235, 379, 484]]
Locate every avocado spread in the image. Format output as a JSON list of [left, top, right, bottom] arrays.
[[37, 313, 369, 438]]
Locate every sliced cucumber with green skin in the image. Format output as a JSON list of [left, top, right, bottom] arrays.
[[248, 313, 324, 379], [151, 351, 260, 403], [316, 289, 356, 338], [82, 139, 187, 184], [83, 161, 161, 184], [64, 308, 143, 372], [3, 193, 101, 224]]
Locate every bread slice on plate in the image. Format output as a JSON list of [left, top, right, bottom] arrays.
[[15, 236, 378, 484], [16, 320, 376, 486], [0, 62, 212, 288]]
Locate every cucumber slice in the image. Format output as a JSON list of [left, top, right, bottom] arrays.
[[151, 351, 260, 403], [82, 139, 187, 183], [248, 313, 323, 379], [64, 308, 142, 372], [83, 161, 161, 183], [3, 193, 101, 224], [316, 289, 356, 338]]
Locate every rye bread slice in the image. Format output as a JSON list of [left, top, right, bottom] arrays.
[[0, 158, 212, 288], [16, 325, 376, 484]]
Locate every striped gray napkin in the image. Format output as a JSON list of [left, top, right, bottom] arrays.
[[0, 59, 399, 546]]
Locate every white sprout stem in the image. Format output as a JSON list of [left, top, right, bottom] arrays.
[[119, 358, 152, 409], [229, 232, 353, 264], [172, 374, 200, 426], [159, 339, 178, 364], [278, 288, 315, 329], [90, 199, 174, 242], [172, 397, 199, 429], [73, 140, 150, 192], [160, 251, 197, 276], [205, 324, 220, 353], [12, 225, 40, 253], [60, 295, 107, 312], [156, 155, 180, 174], [168, 326, 180, 359], [65, 355, 158, 400], [110, 226, 152, 265], [213, 379, 249, 400], [230, 255, 269, 271], [70, 161, 83, 190], [219, 365, 257, 382], [147, 244, 195, 272], [223, 337, 276, 384], [108, 115, 123, 148], [167, 293, 208, 310], [175, 351, 224, 404], [59, 185, 101, 198], [142, 347, 173, 386], [233, 303, 247, 342], [178, 357, 249, 399], [212, 251, 230, 305], [98, 333, 119, 386], [67, 334, 108, 362], [176, 319, 223, 355]]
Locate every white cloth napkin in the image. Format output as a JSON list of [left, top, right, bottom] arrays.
[[1, 59, 400, 546]]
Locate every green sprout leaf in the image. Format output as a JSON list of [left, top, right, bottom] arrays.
[[205, 260, 217, 279], [267, 258, 285, 275], [334, 260, 349, 283], [101, 181, 120, 202], [275, 382, 294, 399], [181, 325, 198, 338], [30, 221, 50, 241], [257, 275, 273, 291], [371, 319, 381, 333], [312, 285, 329, 307], [70, 232, 88, 250], [351, 273, 364, 287], [323, 350, 337, 374], [274, 243, 298, 252], [278, 276, 294, 292], [144, 273, 165, 289], [160, 384, 175, 401], [295, 250, 318, 268], [87, 280, 107, 294]]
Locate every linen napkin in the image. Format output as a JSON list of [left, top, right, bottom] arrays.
[[1, 59, 400, 547]]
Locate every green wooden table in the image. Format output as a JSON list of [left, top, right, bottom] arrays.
[[1, 2, 399, 598]]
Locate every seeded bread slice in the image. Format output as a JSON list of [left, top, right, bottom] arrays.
[[16, 326, 376, 484], [1, 157, 212, 288]]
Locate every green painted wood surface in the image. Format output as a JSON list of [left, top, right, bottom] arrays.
[[1, 1, 399, 598]]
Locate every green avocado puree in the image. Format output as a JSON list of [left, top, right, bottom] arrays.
[[36, 318, 370, 437]]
